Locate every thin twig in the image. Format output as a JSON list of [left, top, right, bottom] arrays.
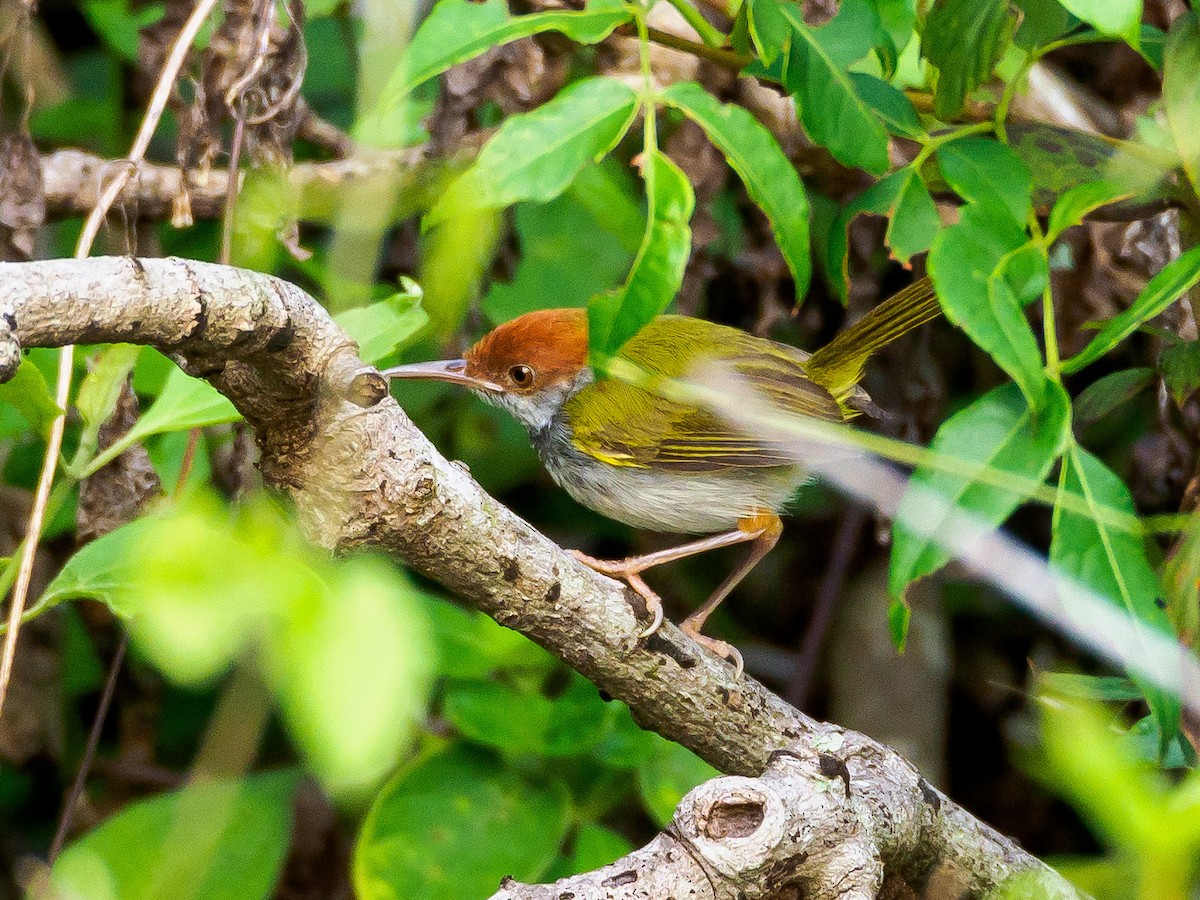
[[0, 0, 221, 725], [787, 506, 866, 708], [47, 633, 128, 863], [219, 112, 248, 265]]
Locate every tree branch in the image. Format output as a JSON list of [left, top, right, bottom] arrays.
[[0, 257, 1080, 898]]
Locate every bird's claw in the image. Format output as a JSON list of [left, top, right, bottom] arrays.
[[680, 626, 744, 679], [569, 550, 664, 639]]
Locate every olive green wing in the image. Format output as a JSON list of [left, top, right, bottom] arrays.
[[564, 355, 842, 473]]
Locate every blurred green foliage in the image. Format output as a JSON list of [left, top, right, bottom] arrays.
[[4, 0, 1200, 896]]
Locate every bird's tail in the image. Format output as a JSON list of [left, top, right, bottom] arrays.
[[804, 276, 941, 404]]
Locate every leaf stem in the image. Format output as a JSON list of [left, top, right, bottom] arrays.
[[662, 0, 728, 48], [911, 120, 994, 169], [1028, 215, 1063, 378]]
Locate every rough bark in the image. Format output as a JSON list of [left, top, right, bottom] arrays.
[[0, 257, 1081, 899]]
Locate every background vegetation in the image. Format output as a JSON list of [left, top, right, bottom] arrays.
[[1, 0, 1199, 896]]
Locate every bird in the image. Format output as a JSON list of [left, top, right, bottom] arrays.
[[384, 278, 940, 675]]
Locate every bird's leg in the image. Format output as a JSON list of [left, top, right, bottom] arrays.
[[570, 529, 760, 639], [679, 512, 783, 678], [570, 511, 783, 673]]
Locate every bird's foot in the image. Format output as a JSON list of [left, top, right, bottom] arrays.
[[569, 550, 665, 639], [679, 623, 744, 679]]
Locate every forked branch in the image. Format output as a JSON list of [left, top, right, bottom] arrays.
[[0, 257, 1080, 899]]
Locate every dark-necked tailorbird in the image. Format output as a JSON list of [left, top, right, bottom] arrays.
[[385, 278, 940, 674]]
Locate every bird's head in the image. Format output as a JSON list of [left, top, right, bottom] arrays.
[[383, 307, 591, 433]]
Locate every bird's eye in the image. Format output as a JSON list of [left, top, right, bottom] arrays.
[[509, 364, 534, 386]]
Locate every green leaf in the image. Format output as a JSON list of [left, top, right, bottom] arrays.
[[1073, 367, 1154, 430], [80, 0, 164, 62], [76, 344, 141, 434], [422, 597, 554, 679], [1007, 122, 1179, 218], [922, 0, 1017, 119], [850, 72, 925, 139], [98, 494, 434, 796], [1056, 0, 1142, 48], [1041, 673, 1144, 702], [662, 81, 810, 294], [31, 516, 157, 619], [636, 735, 719, 828], [588, 150, 695, 360], [1163, 11, 1200, 200], [886, 167, 942, 264], [750, 0, 891, 173], [824, 165, 941, 300], [928, 203, 1048, 407], [824, 171, 905, 301], [442, 673, 610, 757], [1045, 179, 1134, 243], [1160, 341, 1200, 409], [937, 138, 1032, 229], [1013, 0, 1073, 51], [355, 745, 572, 900], [1051, 446, 1180, 743], [889, 381, 1071, 600], [483, 163, 642, 322], [379, 0, 631, 104], [547, 823, 634, 879], [334, 282, 429, 365], [50, 771, 296, 900], [888, 596, 911, 651], [0, 356, 62, 438], [1062, 245, 1200, 374], [84, 366, 241, 476], [261, 556, 434, 797], [426, 77, 639, 226]]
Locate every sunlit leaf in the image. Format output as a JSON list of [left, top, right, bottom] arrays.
[[937, 138, 1032, 229], [1056, 0, 1142, 48], [1062, 245, 1200, 374], [889, 382, 1071, 603], [50, 771, 296, 900], [76, 344, 141, 436], [1163, 11, 1200, 199], [261, 556, 434, 797], [663, 81, 811, 294], [31, 516, 157, 620], [355, 745, 572, 899], [378, 0, 631, 104], [334, 282, 429, 365], [1045, 180, 1134, 243], [929, 203, 1048, 407], [0, 356, 62, 438], [922, 0, 1017, 119], [426, 77, 639, 226], [84, 366, 242, 476], [1051, 446, 1181, 744], [588, 151, 695, 360], [749, 0, 890, 173]]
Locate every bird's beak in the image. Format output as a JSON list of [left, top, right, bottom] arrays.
[[381, 359, 504, 393]]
